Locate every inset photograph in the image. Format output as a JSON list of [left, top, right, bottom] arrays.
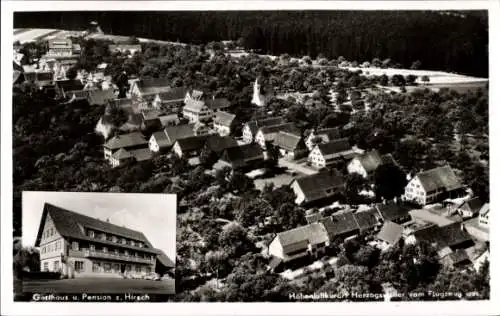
[[15, 192, 176, 302]]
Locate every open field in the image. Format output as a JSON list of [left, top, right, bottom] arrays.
[[21, 277, 175, 294]]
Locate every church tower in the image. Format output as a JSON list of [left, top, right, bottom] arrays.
[[251, 78, 266, 107]]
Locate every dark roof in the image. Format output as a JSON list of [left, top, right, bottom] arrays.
[[157, 250, 175, 268], [129, 148, 153, 162], [416, 165, 463, 193], [87, 89, 115, 105], [321, 211, 360, 238], [317, 138, 352, 156], [104, 132, 148, 150], [245, 117, 286, 135], [157, 87, 188, 101], [447, 249, 470, 265], [457, 197, 483, 215], [292, 171, 344, 203], [175, 135, 210, 152], [354, 208, 381, 231], [259, 123, 298, 136], [274, 131, 306, 151], [205, 98, 230, 110], [355, 150, 396, 174], [214, 111, 236, 127], [221, 143, 264, 164], [55, 79, 84, 93], [204, 135, 239, 153], [133, 78, 171, 96], [310, 128, 340, 142], [268, 256, 283, 270], [151, 131, 170, 148], [377, 221, 404, 245], [413, 222, 473, 249], [35, 203, 159, 254], [375, 202, 411, 222], [164, 124, 195, 146]]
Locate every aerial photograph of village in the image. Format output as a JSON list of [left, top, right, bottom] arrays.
[[12, 10, 489, 302]]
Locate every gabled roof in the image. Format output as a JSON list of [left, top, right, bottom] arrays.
[[128, 148, 153, 162], [104, 132, 148, 150], [415, 165, 463, 193], [157, 87, 188, 101], [321, 211, 360, 238], [456, 197, 483, 215], [309, 128, 340, 142], [354, 150, 396, 174], [354, 208, 381, 231], [277, 222, 329, 253], [292, 171, 344, 203], [164, 124, 195, 146], [108, 98, 137, 109], [317, 138, 352, 157], [133, 78, 171, 96], [183, 99, 206, 113], [204, 135, 239, 153], [205, 98, 230, 110], [221, 143, 264, 164], [150, 131, 170, 148], [157, 250, 175, 268], [112, 148, 132, 160], [413, 222, 473, 250], [214, 111, 236, 127], [87, 89, 115, 105], [377, 221, 404, 245], [375, 202, 411, 222], [142, 109, 163, 121], [55, 79, 84, 92], [174, 135, 210, 152], [35, 203, 159, 254], [245, 117, 286, 135], [274, 131, 306, 151]]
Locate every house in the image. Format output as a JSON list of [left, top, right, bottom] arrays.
[[103, 132, 148, 161], [203, 135, 239, 155], [347, 150, 397, 178], [308, 138, 357, 169], [376, 221, 404, 248], [129, 78, 172, 102], [462, 203, 489, 242], [375, 202, 412, 224], [217, 143, 265, 170], [151, 87, 189, 111], [404, 165, 465, 205], [273, 131, 308, 160], [242, 117, 286, 144], [35, 203, 169, 278], [471, 249, 489, 272], [172, 135, 210, 158], [213, 111, 237, 136], [183, 97, 231, 123], [409, 222, 474, 251], [251, 78, 267, 107], [54, 79, 85, 99], [110, 148, 153, 168], [140, 110, 163, 131], [158, 113, 181, 127], [254, 123, 300, 149], [440, 249, 471, 268], [148, 124, 195, 152], [192, 121, 212, 136], [353, 208, 383, 233], [86, 89, 116, 106], [109, 44, 142, 56], [46, 38, 80, 57], [305, 128, 341, 151], [321, 211, 360, 241], [452, 197, 484, 219], [268, 222, 330, 266], [290, 170, 344, 205]]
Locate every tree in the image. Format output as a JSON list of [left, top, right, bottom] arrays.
[[228, 171, 254, 193], [421, 75, 430, 85], [66, 67, 78, 80], [373, 163, 407, 201], [344, 173, 367, 204], [379, 74, 389, 86], [218, 222, 254, 258]]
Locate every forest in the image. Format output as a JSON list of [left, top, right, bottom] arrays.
[[14, 10, 488, 77]]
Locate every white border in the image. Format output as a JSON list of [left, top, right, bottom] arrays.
[[2, 1, 499, 315]]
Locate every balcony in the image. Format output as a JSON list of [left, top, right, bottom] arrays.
[[83, 250, 154, 264]]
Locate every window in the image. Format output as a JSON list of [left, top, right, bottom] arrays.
[[72, 241, 79, 251], [126, 264, 131, 272], [135, 266, 141, 273], [90, 244, 95, 251], [89, 230, 94, 238], [121, 238, 126, 244], [100, 233, 106, 240], [53, 261, 59, 271], [114, 249, 119, 255], [43, 262, 49, 271], [103, 247, 107, 253], [51, 228, 54, 236], [92, 262, 101, 272], [131, 240, 135, 246], [145, 266, 151, 273], [104, 263, 111, 272], [124, 250, 129, 256], [112, 236, 117, 243], [113, 264, 120, 272], [74, 261, 84, 272]]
